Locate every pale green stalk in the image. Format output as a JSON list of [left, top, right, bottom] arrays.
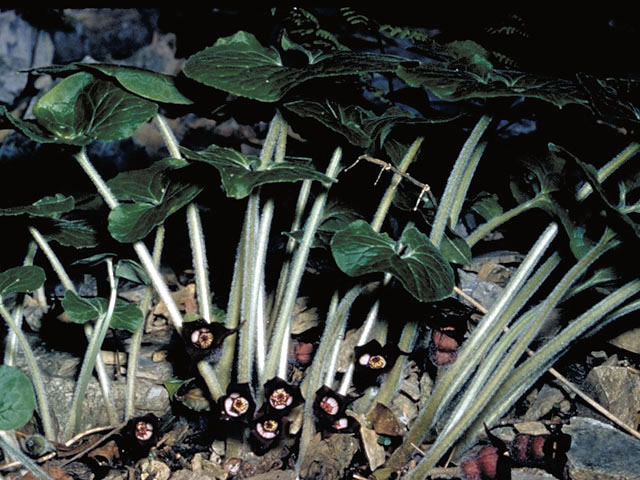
[[4, 241, 38, 366], [296, 285, 368, 476], [466, 196, 539, 248], [74, 148, 184, 332], [0, 302, 54, 441], [0, 431, 52, 480], [125, 224, 165, 419], [406, 227, 618, 475], [576, 142, 640, 201], [370, 137, 423, 232], [456, 278, 640, 462], [155, 114, 213, 324], [449, 140, 488, 230], [430, 115, 492, 248], [29, 226, 118, 427], [384, 221, 558, 473], [62, 259, 118, 441], [263, 147, 342, 384]]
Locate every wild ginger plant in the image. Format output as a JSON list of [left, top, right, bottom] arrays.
[[1, 11, 640, 479]]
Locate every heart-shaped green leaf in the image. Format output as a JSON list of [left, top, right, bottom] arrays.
[[331, 220, 454, 302], [284, 100, 458, 149], [397, 62, 589, 110], [0, 266, 45, 297], [181, 144, 334, 199], [0, 194, 75, 218], [62, 290, 143, 332], [0, 365, 36, 430], [32, 63, 193, 105], [32, 72, 157, 145], [183, 31, 400, 102], [107, 159, 203, 242]]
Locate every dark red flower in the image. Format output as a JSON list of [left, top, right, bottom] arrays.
[[509, 431, 571, 475], [218, 382, 256, 425], [181, 319, 238, 364], [312, 385, 359, 434], [353, 340, 404, 389], [249, 409, 289, 455], [263, 377, 303, 416], [118, 413, 159, 461], [425, 298, 472, 367]]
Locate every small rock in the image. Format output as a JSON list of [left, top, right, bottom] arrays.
[[523, 384, 569, 421], [297, 432, 360, 480], [609, 327, 640, 355], [564, 416, 640, 480], [584, 365, 640, 429]]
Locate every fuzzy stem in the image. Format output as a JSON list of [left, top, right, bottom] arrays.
[[408, 227, 617, 474], [0, 431, 52, 480], [74, 148, 185, 333], [455, 277, 640, 470], [431, 115, 492, 248], [4, 241, 38, 366], [385, 222, 558, 473], [465, 196, 540, 247], [296, 285, 367, 476], [576, 141, 640, 201], [0, 303, 55, 441], [29, 227, 117, 433], [370, 138, 423, 232], [124, 224, 165, 420], [215, 214, 247, 389], [449, 140, 487, 230], [62, 259, 119, 441], [187, 204, 212, 323], [263, 148, 342, 385], [237, 195, 260, 385]]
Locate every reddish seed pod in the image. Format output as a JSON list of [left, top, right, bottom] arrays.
[[293, 342, 314, 365], [461, 445, 501, 480]]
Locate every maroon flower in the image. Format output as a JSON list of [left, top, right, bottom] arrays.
[[353, 340, 403, 389], [181, 319, 238, 363], [118, 413, 159, 461], [218, 383, 256, 425], [249, 409, 289, 455], [312, 385, 359, 434], [263, 377, 303, 416]]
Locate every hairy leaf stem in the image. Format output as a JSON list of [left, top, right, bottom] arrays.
[[63, 258, 118, 441], [430, 115, 492, 248]]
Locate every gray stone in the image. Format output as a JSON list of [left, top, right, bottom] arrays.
[[609, 327, 640, 355], [564, 416, 640, 480], [0, 11, 53, 104], [584, 365, 640, 429]]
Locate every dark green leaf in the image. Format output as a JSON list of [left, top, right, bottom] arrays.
[[181, 144, 334, 199], [470, 193, 504, 222], [80, 64, 193, 105], [62, 290, 143, 332], [331, 220, 454, 302], [107, 159, 203, 242], [115, 259, 150, 285], [0, 266, 45, 297], [43, 218, 99, 248], [0, 365, 36, 430], [0, 105, 62, 143], [32, 63, 193, 105], [0, 194, 75, 218], [439, 230, 472, 265], [32, 72, 158, 145], [397, 63, 589, 109], [183, 31, 400, 102]]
